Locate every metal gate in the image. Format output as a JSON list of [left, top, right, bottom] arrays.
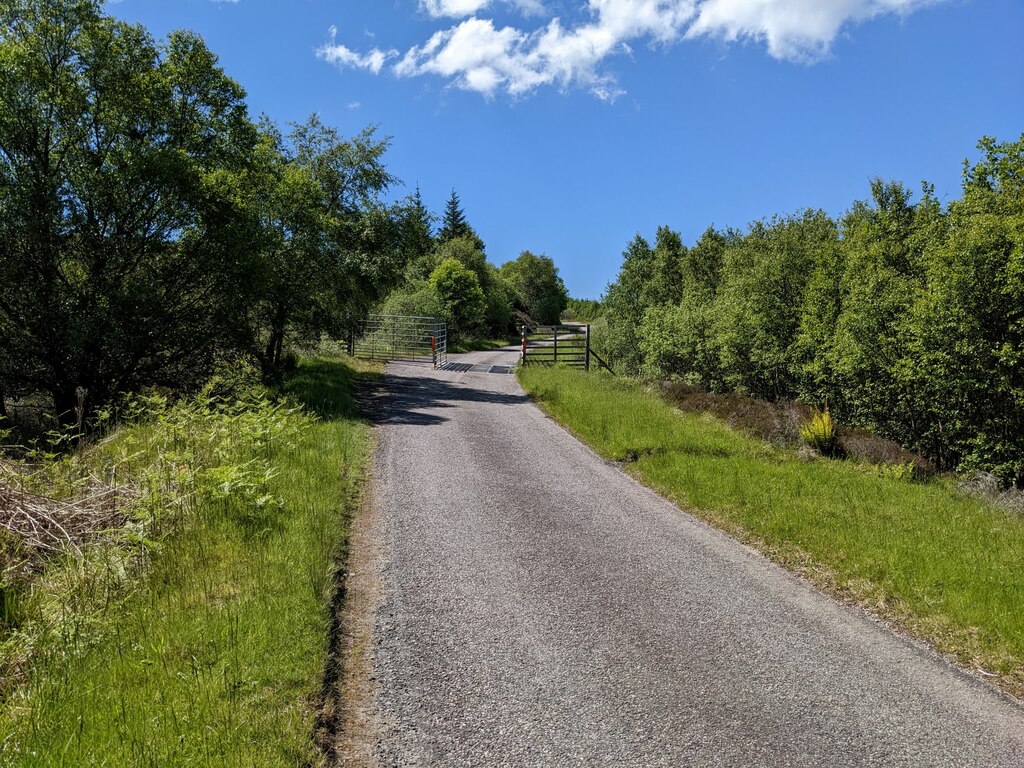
[[349, 314, 448, 368], [521, 324, 590, 369], [520, 323, 612, 372]]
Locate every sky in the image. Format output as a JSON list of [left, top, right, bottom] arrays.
[[107, 0, 1024, 299]]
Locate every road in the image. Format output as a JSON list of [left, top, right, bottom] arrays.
[[338, 346, 1024, 767]]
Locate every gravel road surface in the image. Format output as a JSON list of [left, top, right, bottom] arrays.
[[349, 346, 1024, 767]]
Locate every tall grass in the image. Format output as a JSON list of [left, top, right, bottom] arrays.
[[0, 356, 377, 766], [519, 366, 1024, 697]]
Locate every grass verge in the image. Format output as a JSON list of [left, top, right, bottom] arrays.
[[519, 366, 1024, 698], [0, 356, 378, 766], [448, 338, 516, 353]]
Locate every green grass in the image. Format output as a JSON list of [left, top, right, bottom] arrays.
[[448, 337, 516, 353], [0, 356, 378, 766], [519, 366, 1024, 697]]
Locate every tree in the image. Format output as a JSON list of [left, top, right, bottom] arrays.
[[563, 298, 603, 323], [238, 116, 405, 378], [826, 180, 932, 442], [400, 184, 435, 263], [430, 258, 485, 340], [711, 210, 835, 399], [438, 189, 469, 242], [499, 251, 568, 325], [431, 236, 510, 336], [0, 0, 257, 420], [437, 188, 485, 251], [601, 235, 655, 374], [644, 226, 686, 307], [902, 136, 1024, 482]]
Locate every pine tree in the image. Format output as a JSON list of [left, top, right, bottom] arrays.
[[438, 188, 471, 243], [402, 184, 435, 260], [411, 185, 432, 236]]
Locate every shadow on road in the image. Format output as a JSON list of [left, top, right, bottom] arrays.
[[364, 366, 529, 426]]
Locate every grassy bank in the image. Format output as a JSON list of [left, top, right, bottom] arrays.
[[519, 366, 1024, 697], [1, 357, 377, 766]]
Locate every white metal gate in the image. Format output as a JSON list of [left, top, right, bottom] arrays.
[[348, 315, 448, 368]]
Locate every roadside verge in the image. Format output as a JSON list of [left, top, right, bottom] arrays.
[[519, 366, 1024, 701], [1, 356, 378, 766]]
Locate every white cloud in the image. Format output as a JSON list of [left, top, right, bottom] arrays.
[[324, 0, 943, 99], [393, 2, 696, 99], [687, 0, 939, 61], [316, 26, 397, 75], [420, 0, 547, 18]]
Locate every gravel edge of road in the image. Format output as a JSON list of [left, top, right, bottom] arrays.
[[333, 448, 388, 767]]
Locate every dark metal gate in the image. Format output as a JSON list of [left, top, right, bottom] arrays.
[[348, 314, 448, 368], [520, 323, 612, 372], [520, 324, 591, 369]]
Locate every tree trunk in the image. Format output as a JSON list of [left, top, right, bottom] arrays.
[[53, 384, 80, 428], [263, 328, 280, 375]]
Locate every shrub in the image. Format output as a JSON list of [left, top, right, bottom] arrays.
[[800, 408, 841, 457], [662, 382, 812, 446]]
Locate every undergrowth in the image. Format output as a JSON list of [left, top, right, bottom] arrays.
[[519, 366, 1024, 699], [0, 356, 378, 766]]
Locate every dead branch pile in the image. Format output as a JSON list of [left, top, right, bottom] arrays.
[[0, 479, 130, 560]]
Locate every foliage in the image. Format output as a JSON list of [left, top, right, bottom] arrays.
[[437, 188, 484, 251], [799, 408, 840, 457], [562, 298, 603, 323], [598, 134, 1024, 486], [499, 250, 569, 325], [237, 117, 405, 379], [0, 0, 410, 421], [600, 234, 655, 373], [1, 356, 376, 765], [378, 278, 441, 319], [401, 184, 436, 263], [430, 258, 486, 340], [0, 0, 256, 420]]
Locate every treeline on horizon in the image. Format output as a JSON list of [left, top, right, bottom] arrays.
[[378, 188, 568, 343], [0, 0, 567, 428], [591, 134, 1024, 487]]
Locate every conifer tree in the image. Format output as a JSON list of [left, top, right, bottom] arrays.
[[402, 184, 435, 261], [438, 188, 471, 243]]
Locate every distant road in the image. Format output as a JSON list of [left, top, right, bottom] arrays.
[[342, 346, 1024, 766]]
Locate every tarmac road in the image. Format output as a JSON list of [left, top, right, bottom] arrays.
[[345, 346, 1024, 767]]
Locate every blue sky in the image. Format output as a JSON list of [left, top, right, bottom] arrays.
[[108, 0, 1024, 299]]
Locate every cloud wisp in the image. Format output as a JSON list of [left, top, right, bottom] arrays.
[[317, 25, 397, 75], [319, 0, 941, 100], [420, 0, 547, 18]]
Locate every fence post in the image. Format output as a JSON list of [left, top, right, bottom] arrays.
[[521, 325, 528, 365], [553, 327, 558, 364], [585, 324, 591, 371]]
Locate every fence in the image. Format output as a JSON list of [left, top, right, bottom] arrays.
[[520, 324, 591, 369], [349, 314, 447, 368], [520, 323, 613, 372]]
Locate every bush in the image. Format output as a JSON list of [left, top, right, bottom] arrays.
[[800, 408, 841, 457], [662, 382, 811, 446]]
